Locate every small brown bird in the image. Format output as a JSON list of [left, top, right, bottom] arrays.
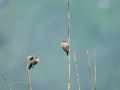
[[61, 41, 69, 55], [28, 55, 39, 69]]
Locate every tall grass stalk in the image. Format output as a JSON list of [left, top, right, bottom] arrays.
[[73, 51, 80, 90], [26, 56, 32, 90], [86, 48, 93, 90], [67, 0, 70, 90], [2, 72, 11, 90]]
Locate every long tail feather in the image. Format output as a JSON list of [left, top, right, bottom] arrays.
[[66, 51, 68, 56], [29, 63, 33, 69]]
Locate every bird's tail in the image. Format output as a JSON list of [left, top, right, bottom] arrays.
[[29, 63, 33, 69], [66, 51, 69, 56]]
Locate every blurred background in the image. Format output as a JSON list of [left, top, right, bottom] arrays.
[[0, 0, 120, 90]]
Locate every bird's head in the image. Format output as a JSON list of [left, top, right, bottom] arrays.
[[35, 57, 39, 59], [35, 57, 39, 62], [62, 41, 67, 43]]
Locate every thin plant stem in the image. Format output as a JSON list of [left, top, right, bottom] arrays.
[[2, 72, 11, 90], [95, 50, 96, 90], [26, 56, 32, 90], [73, 51, 80, 90], [68, 0, 70, 90], [86, 48, 93, 90]]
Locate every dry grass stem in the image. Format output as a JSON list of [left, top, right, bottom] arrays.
[[68, 0, 70, 90], [86, 48, 93, 90], [95, 50, 96, 90], [73, 51, 80, 90], [26, 56, 32, 90], [2, 72, 11, 90]]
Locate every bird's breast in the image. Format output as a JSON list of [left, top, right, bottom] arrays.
[[61, 43, 68, 51]]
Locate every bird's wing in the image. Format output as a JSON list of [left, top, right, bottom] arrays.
[[66, 44, 69, 51], [28, 55, 35, 61]]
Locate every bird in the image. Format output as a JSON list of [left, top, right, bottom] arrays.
[[28, 55, 39, 69], [61, 40, 69, 55]]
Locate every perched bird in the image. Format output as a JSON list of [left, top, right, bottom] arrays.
[[28, 55, 39, 69], [61, 41, 69, 55]]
